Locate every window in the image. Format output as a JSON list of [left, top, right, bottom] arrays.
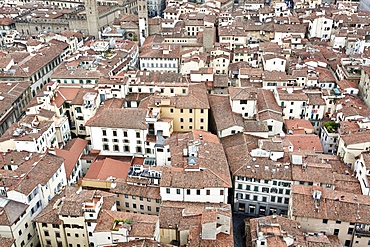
[[200, 109, 204, 114], [125, 202, 129, 208], [44, 231, 49, 237], [170, 108, 174, 113], [189, 109, 193, 113], [189, 118, 193, 123], [348, 228, 354, 235], [46, 240, 51, 246], [56, 232, 61, 238], [19, 230, 22, 236], [336, 220, 341, 224], [196, 189, 201, 195], [220, 190, 224, 195], [133, 203, 137, 209], [148, 206, 152, 211], [140, 205, 144, 210], [176, 189, 180, 194], [240, 100, 248, 104], [322, 219, 328, 224], [187, 189, 191, 195], [102, 130, 107, 136], [206, 190, 210, 195], [334, 229, 339, 236], [166, 188, 170, 194], [113, 130, 117, 136], [180, 118, 184, 122], [75, 233, 79, 237], [136, 132, 140, 138]]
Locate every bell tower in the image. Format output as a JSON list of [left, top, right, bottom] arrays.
[[137, 0, 148, 45], [85, 0, 100, 38]]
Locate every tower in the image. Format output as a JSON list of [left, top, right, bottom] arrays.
[[137, 0, 149, 45], [85, 0, 100, 38]]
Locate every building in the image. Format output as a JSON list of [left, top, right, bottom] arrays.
[[257, 89, 284, 137], [354, 152, 370, 195], [222, 133, 292, 216], [33, 187, 116, 247], [274, 88, 308, 120], [208, 94, 244, 138], [0, 152, 67, 246], [159, 201, 233, 246], [285, 119, 315, 135], [55, 138, 89, 186], [86, 107, 150, 156], [0, 198, 35, 247], [0, 81, 32, 136], [15, 1, 121, 37], [0, 116, 57, 153], [359, 66, 370, 108], [247, 215, 342, 247], [320, 122, 340, 154], [82, 158, 131, 189], [139, 44, 181, 73], [228, 87, 258, 119], [289, 185, 370, 247], [111, 178, 161, 215], [159, 130, 232, 204], [0, 41, 68, 97], [91, 210, 160, 246], [142, 83, 210, 132], [337, 130, 370, 167]]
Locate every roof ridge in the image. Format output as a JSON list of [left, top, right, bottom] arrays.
[[206, 165, 231, 187]]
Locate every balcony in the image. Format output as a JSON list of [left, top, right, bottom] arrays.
[[355, 229, 370, 237]]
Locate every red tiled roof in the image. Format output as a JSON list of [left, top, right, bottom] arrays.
[[84, 158, 130, 180], [55, 138, 88, 178]]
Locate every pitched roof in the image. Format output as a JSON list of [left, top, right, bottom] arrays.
[[0, 198, 28, 226], [160, 131, 232, 189], [86, 107, 148, 129], [291, 185, 370, 223], [84, 158, 131, 181], [285, 134, 323, 153], [95, 210, 158, 237], [55, 138, 88, 178], [208, 94, 244, 131]]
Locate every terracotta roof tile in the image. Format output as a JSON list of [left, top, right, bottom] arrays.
[[55, 138, 88, 178], [84, 158, 131, 180]]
